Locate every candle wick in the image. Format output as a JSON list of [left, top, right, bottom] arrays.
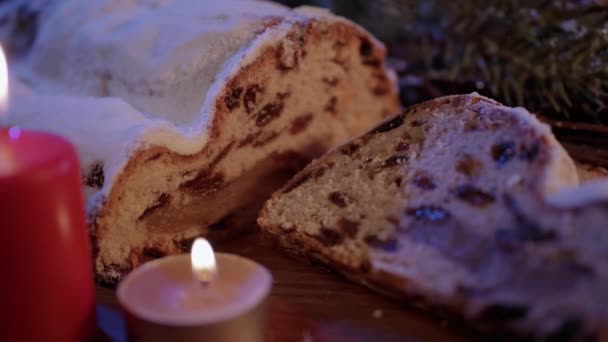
[[199, 280, 211, 289]]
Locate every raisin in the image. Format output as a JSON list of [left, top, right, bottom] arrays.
[[142, 247, 165, 259], [359, 38, 381, 68], [491, 142, 516, 167], [84, 162, 105, 188], [330, 57, 348, 68], [312, 166, 328, 180], [498, 193, 558, 248], [463, 110, 481, 131], [372, 115, 404, 133], [337, 218, 359, 238], [359, 38, 373, 57], [519, 142, 540, 162], [244, 84, 263, 114], [137, 194, 171, 221], [315, 227, 343, 246], [371, 85, 389, 96], [384, 155, 408, 167], [410, 119, 425, 127], [395, 140, 409, 152], [453, 184, 495, 207], [224, 86, 243, 111], [324, 96, 337, 114], [455, 155, 482, 176], [363, 59, 382, 67], [340, 143, 361, 156], [275, 42, 300, 71], [465, 120, 480, 131], [406, 206, 450, 222], [394, 177, 403, 187], [256, 101, 283, 127], [413, 173, 436, 190], [328, 191, 351, 208]]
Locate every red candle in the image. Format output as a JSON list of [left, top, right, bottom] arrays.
[[0, 127, 96, 341]]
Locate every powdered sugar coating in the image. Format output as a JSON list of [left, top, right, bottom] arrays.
[[24, 0, 292, 124], [2, 0, 358, 212]]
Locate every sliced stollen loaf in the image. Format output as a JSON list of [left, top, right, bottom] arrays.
[[3, 0, 399, 284], [259, 94, 608, 338]]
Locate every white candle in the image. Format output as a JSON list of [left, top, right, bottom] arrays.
[[117, 238, 272, 342]]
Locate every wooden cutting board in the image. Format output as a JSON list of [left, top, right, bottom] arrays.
[[96, 231, 485, 341]]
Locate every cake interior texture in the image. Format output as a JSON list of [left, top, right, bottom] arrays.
[[259, 94, 608, 338]]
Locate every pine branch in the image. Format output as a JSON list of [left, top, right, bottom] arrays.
[[330, 0, 608, 123]]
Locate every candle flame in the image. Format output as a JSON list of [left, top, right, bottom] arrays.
[[191, 238, 217, 284], [0, 44, 8, 117]]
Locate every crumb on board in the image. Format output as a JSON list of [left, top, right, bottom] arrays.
[[372, 309, 384, 319]]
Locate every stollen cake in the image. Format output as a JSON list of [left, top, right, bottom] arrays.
[[259, 94, 608, 338], [2, 0, 399, 284]]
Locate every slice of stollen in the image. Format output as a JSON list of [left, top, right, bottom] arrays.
[[259, 94, 608, 338]]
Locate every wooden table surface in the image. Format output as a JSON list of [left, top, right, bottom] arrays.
[[96, 232, 484, 342]]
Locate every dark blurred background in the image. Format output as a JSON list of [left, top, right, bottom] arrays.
[[1, 0, 608, 124]]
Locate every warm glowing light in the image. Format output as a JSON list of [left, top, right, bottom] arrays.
[[0, 44, 8, 116], [191, 238, 217, 284]]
